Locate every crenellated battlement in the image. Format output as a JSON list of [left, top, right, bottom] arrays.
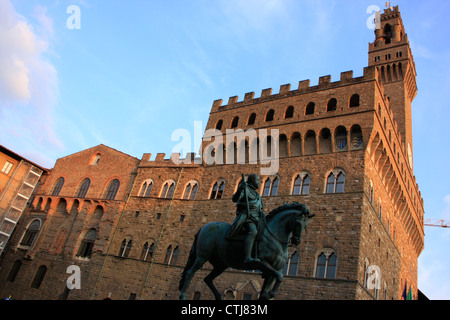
[[212, 67, 379, 111], [139, 152, 202, 167]]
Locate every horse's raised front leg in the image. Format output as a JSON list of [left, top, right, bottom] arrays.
[[204, 264, 227, 300]]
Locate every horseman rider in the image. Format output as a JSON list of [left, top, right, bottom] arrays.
[[229, 174, 265, 264]]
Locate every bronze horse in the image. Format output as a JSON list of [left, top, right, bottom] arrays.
[[179, 202, 314, 300]]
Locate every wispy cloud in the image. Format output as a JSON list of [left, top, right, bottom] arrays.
[[0, 0, 61, 167]]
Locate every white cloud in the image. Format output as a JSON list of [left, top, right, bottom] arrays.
[[0, 0, 62, 165]]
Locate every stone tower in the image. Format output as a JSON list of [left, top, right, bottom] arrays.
[[368, 5, 417, 169]]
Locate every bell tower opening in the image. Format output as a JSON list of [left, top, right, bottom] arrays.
[[383, 24, 392, 44]]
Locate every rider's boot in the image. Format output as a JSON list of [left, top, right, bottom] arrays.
[[243, 234, 259, 264]]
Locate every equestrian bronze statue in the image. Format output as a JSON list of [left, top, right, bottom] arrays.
[[179, 174, 314, 300]]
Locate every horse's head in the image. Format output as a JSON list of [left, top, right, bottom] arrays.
[[290, 205, 315, 246]]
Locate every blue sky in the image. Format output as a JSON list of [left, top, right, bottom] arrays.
[[1, 0, 449, 299]]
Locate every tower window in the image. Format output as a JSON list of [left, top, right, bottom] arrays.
[[305, 102, 315, 115], [384, 24, 393, 44], [247, 113, 256, 125], [231, 116, 239, 128], [349, 94, 360, 108], [265, 109, 275, 122], [327, 98, 337, 112], [215, 120, 223, 130], [284, 106, 294, 119]]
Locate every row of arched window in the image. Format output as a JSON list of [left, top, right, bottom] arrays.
[[50, 177, 120, 200], [204, 125, 364, 166], [281, 249, 338, 279], [215, 94, 361, 130], [137, 179, 199, 200], [117, 238, 179, 265], [136, 169, 346, 202]]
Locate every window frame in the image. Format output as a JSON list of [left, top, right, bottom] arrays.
[[262, 176, 279, 197], [76, 178, 91, 198], [325, 170, 345, 194], [1, 161, 14, 175], [292, 173, 310, 196], [104, 179, 120, 200], [315, 249, 337, 279], [210, 180, 225, 199]]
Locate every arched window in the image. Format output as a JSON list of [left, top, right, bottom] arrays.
[[263, 177, 279, 197], [326, 170, 345, 194], [35, 197, 43, 211], [139, 180, 154, 197], [51, 177, 64, 196], [284, 106, 294, 119], [104, 179, 120, 200], [290, 132, 302, 156], [231, 116, 239, 128], [118, 238, 133, 258], [305, 102, 315, 115], [91, 153, 101, 165], [210, 180, 225, 199], [164, 245, 179, 265], [247, 113, 256, 125], [6, 260, 22, 282], [384, 24, 392, 44], [292, 173, 310, 195], [304, 130, 317, 155], [265, 109, 275, 122], [215, 120, 223, 130], [76, 229, 96, 258], [55, 198, 67, 214], [44, 198, 52, 212], [319, 128, 332, 154], [279, 134, 288, 157], [315, 249, 337, 279], [349, 94, 360, 108], [20, 219, 41, 247], [327, 98, 337, 112], [183, 181, 199, 200], [334, 126, 348, 152], [350, 125, 364, 150], [141, 241, 155, 261], [369, 180, 374, 204], [161, 180, 176, 199], [283, 251, 300, 276], [31, 265, 47, 289], [76, 178, 91, 198]]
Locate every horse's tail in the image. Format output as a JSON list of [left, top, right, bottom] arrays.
[[179, 229, 200, 291]]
